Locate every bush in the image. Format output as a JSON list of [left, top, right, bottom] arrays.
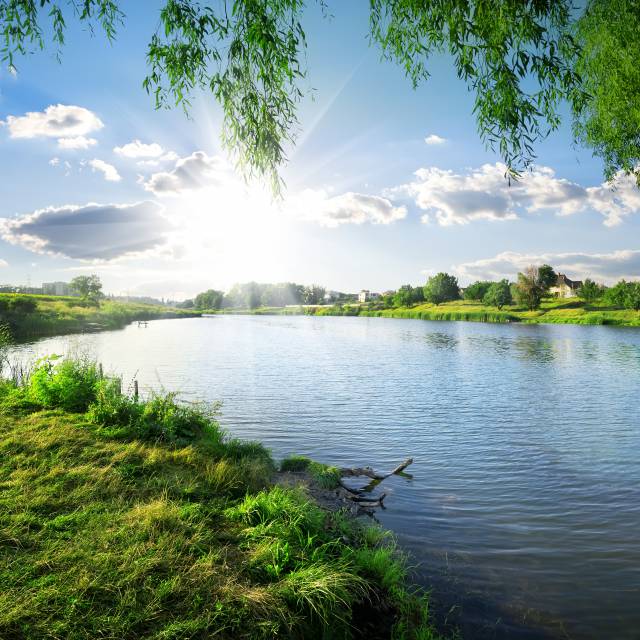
[[87, 377, 223, 445], [27, 357, 101, 412], [9, 297, 37, 314], [281, 455, 312, 472]]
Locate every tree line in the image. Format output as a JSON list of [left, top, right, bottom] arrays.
[[188, 265, 640, 313], [390, 265, 640, 312], [179, 282, 357, 310]]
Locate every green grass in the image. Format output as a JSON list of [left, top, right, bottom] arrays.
[[213, 298, 640, 327], [280, 455, 342, 490], [0, 358, 442, 639], [0, 293, 200, 340]]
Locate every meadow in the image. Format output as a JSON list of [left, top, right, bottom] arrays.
[[0, 357, 440, 640], [0, 294, 199, 340]]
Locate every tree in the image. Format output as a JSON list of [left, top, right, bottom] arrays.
[[423, 273, 459, 306], [261, 283, 304, 307], [194, 289, 224, 310], [12, 1, 640, 192], [70, 275, 103, 304], [464, 281, 494, 302], [393, 285, 424, 307], [483, 280, 512, 310], [514, 266, 545, 311], [537, 264, 557, 292], [604, 280, 628, 307], [571, 0, 640, 185], [605, 280, 640, 310], [627, 283, 640, 311], [302, 285, 326, 305], [577, 278, 603, 303]]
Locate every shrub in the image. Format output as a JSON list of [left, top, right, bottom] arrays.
[[281, 455, 312, 472], [27, 357, 101, 412], [86, 378, 142, 431], [137, 393, 219, 443], [9, 297, 37, 314], [87, 378, 224, 445]]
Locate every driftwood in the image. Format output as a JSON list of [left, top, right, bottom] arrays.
[[340, 458, 413, 480], [337, 459, 413, 510]]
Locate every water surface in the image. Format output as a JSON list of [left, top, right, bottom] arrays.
[[10, 316, 640, 639]]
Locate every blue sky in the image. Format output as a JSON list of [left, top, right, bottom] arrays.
[[1, 2, 639, 299]]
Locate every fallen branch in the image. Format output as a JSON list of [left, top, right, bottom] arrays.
[[338, 480, 363, 496], [349, 492, 386, 506], [340, 458, 413, 481], [336, 459, 414, 510]]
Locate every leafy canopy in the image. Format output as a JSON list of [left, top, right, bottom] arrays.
[[1, 1, 638, 191], [514, 265, 545, 310], [423, 272, 459, 306], [463, 280, 493, 301], [577, 278, 603, 303], [571, 0, 640, 184], [483, 279, 512, 310], [537, 264, 557, 291], [70, 274, 103, 303]]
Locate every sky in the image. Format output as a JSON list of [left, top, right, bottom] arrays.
[[1, 2, 639, 300]]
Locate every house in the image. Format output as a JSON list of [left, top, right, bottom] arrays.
[[358, 290, 381, 303], [42, 281, 72, 296], [550, 273, 582, 299]]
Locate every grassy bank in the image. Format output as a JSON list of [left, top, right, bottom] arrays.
[[0, 293, 200, 340], [0, 358, 440, 639], [212, 298, 640, 327]]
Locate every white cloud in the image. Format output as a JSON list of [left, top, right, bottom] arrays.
[[114, 139, 164, 159], [0, 258, 7, 267], [57, 135, 97, 150], [391, 162, 640, 226], [586, 172, 640, 227], [89, 159, 121, 182], [136, 151, 179, 168], [49, 157, 60, 166], [289, 190, 407, 227], [454, 249, 640, 285], [144, 151, 234, 195], [1, 201, 171, 261], [425, 134, 447, 145], [2, 104, 103, 140]]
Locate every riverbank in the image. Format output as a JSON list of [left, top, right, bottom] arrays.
[[0, 358, 440, 639], [0, 293, 200, 340], [214, 298, 640, 327]]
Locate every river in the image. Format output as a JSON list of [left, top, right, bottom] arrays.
[[8, 315, 640, 639]]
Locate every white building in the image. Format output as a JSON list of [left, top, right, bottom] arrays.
[[358, 290, 381, 303], [42, 281, 72, 296], [549, 274, 582, 299]]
